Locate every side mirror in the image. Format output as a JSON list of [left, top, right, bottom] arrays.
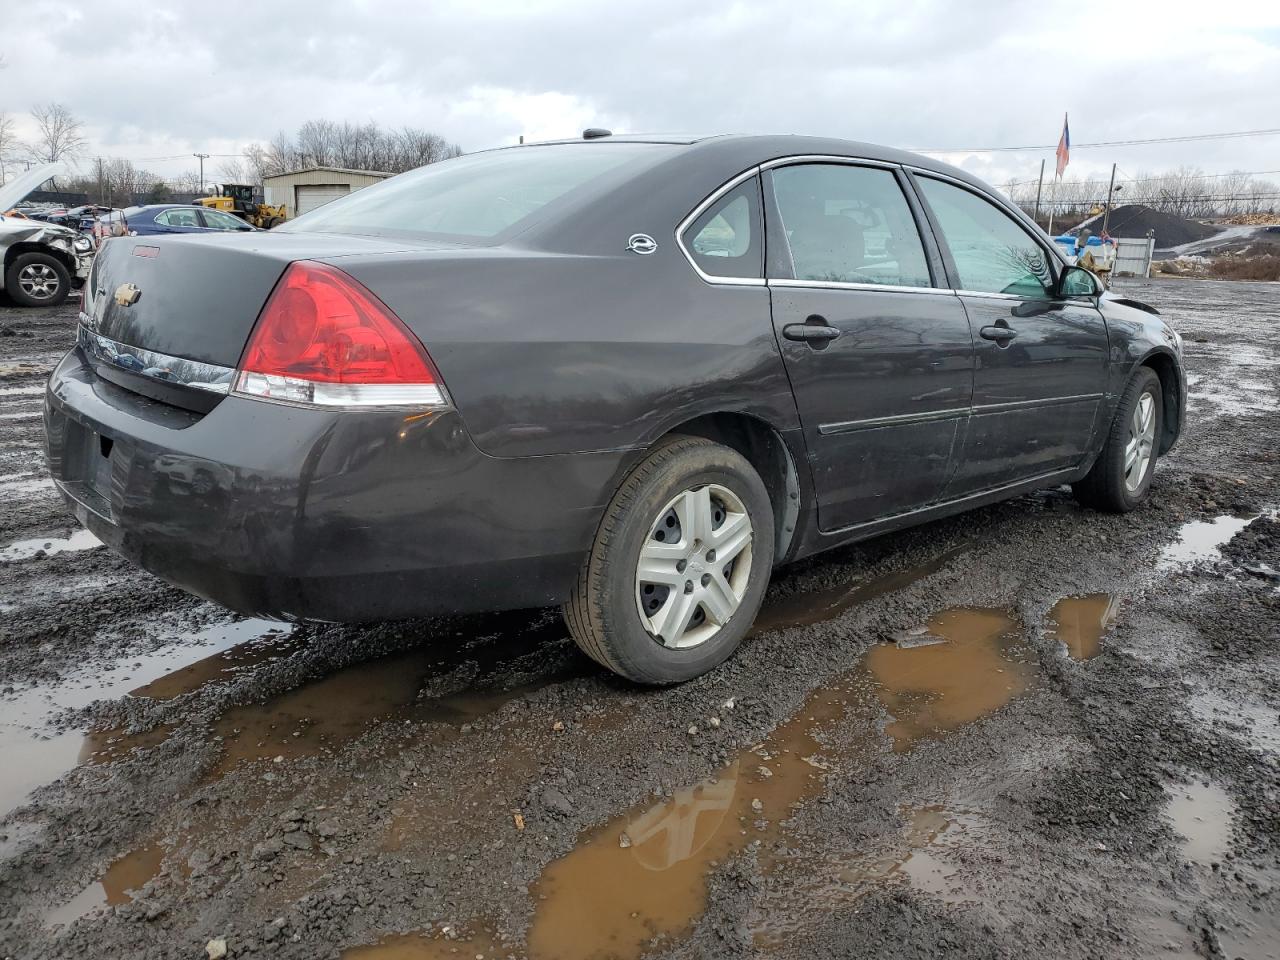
[[1058, 265, 1100, 299]]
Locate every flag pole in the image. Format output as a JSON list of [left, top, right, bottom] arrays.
[[1047, 174, 1058, 235]]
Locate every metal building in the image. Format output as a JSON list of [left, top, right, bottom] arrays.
[[261, 166, 391, 219]]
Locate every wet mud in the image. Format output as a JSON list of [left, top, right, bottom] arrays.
[[2, 279, 1279, 960]]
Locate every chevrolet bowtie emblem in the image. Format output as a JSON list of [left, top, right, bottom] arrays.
[[114, 283, 141, 307]]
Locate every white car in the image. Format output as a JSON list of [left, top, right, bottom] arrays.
[[0, 163, 95, 307]]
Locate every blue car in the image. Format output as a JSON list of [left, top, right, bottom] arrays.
[[95, 204, 257, 240]]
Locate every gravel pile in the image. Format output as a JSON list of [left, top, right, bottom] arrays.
[[1075, 204, 1221, 247]]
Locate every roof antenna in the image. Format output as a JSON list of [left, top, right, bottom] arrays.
[[582, 128, 612, 140]]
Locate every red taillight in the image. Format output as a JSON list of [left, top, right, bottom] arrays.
[[234, 261, 448, 409]]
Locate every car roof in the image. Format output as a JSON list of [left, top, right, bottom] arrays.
[[499, 133, 984, 190]]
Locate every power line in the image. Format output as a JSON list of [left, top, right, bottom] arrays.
[[912, 127, 1280, 154], [1003, 167, 1280, 190]]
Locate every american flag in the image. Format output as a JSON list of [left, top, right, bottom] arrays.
[[1055, 114, 1070, 178]]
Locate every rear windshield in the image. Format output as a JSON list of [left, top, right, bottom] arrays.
[[281, 143, 672, 241]]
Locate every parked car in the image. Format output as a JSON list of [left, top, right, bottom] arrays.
[[95, 204, 258, 239], [0, 164, 95, 307], [45, 133, 1186, 683], [36, 204, 115, 231]]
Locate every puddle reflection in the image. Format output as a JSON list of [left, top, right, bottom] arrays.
[[1159, 514, 1255, 568], [1046, 594, 1118, 660], [351, 606, 1035, 960], [45, 842, 169, 929], [867, 608, 1031, 752], [753, 545, 968, 634], [0, 618, 280, 819], [1165, 779, 1234, 866], [212, 611, 574, 775], [0, 528, 102, 562]]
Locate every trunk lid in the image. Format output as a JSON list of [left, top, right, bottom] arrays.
[[86, 232, 429, 367], [82, 232, 436, 411]]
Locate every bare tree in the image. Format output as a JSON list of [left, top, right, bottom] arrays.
[[217, 158, 248, 184], [26, 102, 87, 165], [257, 119, 462, 177], [0, 112, 20, 186]]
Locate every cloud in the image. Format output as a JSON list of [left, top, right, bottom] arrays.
[[0, 0, 1277, 187]]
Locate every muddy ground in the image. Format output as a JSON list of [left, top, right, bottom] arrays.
[[0, 278, 1277, 960]]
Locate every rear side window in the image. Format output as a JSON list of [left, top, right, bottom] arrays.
[[916, 177, 1055, 298], [202, 210, 248, 231], [157, 209, 200, 227], [683, 178, 762, 280], [770, 164, 932, 288], [283, 143, 673, 241]]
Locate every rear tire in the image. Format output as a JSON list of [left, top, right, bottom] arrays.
[[564, 436, 774, 684], [1072, 367, 1162, 512], [5, 252, 71, 308]]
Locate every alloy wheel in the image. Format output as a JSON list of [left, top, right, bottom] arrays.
[[17, 263, 61, 301], [1124, 392, 1156, 492], [635, 483, 754, 649]]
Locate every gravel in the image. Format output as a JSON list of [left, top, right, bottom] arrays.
[[0, 278, 1277, 960]]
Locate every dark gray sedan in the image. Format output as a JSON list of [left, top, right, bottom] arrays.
[[43, 133, 1185, 683]]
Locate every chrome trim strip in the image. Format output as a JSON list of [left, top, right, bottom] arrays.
[[674, 165, 766, 287], [77, 321, 234, 395], [971, 393, 1102, 415], [819, 406, 967, 435], [761, 154, 897, 171], [904, 166, 1070, 267], [769, 278, 948, 296], [951, 289, 1033, 302], [818, 393, 1102, 435], [902, 165, 976, 189]]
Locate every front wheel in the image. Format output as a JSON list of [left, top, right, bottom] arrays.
[[5, 251, 72, 308], [564, 436, 775, 684], [1073, 367, 1162, 512]]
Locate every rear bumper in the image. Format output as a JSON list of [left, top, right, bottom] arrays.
[[43, 348, 621, 622]]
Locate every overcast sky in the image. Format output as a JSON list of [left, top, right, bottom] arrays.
[[2, 0, 1278, 191]]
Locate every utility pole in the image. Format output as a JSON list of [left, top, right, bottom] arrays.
[[193, 152, 210, 193], [1033, 158, 1045, 226], [95, 157, 106, 206], [1101, 162, 1118, 236]]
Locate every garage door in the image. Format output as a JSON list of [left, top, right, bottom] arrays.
[[295, 184, 350, 216]]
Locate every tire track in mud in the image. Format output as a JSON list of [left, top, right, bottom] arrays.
[[0, 281, 1277, 960]]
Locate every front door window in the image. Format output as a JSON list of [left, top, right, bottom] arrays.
[[771, 164, 932, 288], [916, 178, 1054, 298]]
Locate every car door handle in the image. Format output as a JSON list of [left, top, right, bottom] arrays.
[[782, 323, 842, 343], [979, 324, 1018, 344]]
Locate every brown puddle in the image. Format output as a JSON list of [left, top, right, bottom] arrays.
[[211, 611, 577, 776], [78, 724, 176, 765], [1045, 594, 1118, 660], [752, 545, 968, 633], [45, 842, 169, 928], [345, 607, 1034, 960], [0, 618, 283, 819], [867, 607, 1032, 752], [128, 630, 298, 700]]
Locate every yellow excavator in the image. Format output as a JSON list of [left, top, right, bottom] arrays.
[[196, 184, 287, 229]]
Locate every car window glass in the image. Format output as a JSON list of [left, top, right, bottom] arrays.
[[684, 179, 762, 279], [204, 210, 246, 230], [159, 209, 200, 228], [770, 164, 931, 287], [285, 143, 673, 240], [917, 178, 1054, 299]]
